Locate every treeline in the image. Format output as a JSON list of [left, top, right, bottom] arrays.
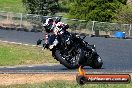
[[22, 0, 132, 23], [22, 0, 59, 15]]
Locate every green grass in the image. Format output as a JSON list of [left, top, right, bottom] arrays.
[[0, 0, 26, 13], [0, 42, 57, 66], [0, 81, 132, 88]]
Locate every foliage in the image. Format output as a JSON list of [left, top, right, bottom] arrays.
[[22, 0, 59, 16], [58, 0, 69, 12], [68, 0, 127, 22], [116, 4, 132, 24], [94, 22, 113, 32]]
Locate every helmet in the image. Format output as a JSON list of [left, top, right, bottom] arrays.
[[45, 18, 54, 25], [55, 17, 61, 24], [44, 18, 54, 33]]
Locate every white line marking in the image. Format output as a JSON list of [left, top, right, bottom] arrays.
[[0, 63, 60, 68], [0, 40, 42, 47]]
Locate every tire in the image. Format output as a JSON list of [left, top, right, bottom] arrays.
[[91, 54, 103, 69], [54, 49, 84, 69]]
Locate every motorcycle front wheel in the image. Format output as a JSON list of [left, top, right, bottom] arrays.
[[54, 48, 84, 69]]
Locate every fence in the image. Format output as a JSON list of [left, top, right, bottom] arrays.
[[0, 11, 43, 32], [0, 11, 132, 37], [62, 19, 132, 37]]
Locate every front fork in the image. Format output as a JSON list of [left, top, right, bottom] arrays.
[[44, 33, 48, 44]]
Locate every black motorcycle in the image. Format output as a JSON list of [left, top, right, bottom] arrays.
[[37, 31, 103, 69]]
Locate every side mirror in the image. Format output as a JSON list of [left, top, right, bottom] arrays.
[[37, 39, 42, 45], [82, 36, 86, 39]]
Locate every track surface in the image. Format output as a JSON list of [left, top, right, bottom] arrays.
[[0, 29, 132, 73]]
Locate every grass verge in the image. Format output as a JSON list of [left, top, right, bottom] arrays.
[[0, 80, 132, 88], [0, 42, 57, 66]]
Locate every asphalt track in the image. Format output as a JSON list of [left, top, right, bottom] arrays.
[[0, 29, 132, 73]]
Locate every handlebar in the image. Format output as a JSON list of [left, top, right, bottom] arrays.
[[82, 36, 86, 40]]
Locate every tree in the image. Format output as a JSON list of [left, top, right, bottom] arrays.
[[22, 0, 59, 16], [116, 4, 132, 24], [68, 0, 127, 22]]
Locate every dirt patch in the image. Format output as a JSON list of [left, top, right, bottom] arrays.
[[0, 74, 76, 85], [0, 73, 131, 85]]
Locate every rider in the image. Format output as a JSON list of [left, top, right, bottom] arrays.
[[43, 17, 69, 49]]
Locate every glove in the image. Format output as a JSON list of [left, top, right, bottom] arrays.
[[37, 39, 42, 45], [49, 45, 54, 49]]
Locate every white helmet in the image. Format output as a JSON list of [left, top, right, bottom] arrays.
[[45, 18, 54, 25]]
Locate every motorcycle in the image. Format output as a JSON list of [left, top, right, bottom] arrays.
[[37, 31, 103, 69]]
